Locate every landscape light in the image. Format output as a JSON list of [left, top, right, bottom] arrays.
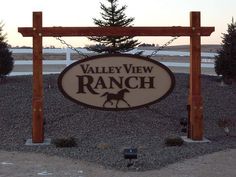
[[123, 148, 138, 167]]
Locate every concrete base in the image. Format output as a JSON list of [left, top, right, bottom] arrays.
[[181, 136, 211, 143], [25, 138, 51, 146]]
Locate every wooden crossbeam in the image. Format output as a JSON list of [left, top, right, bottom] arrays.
[[18, 26, 214, 37]]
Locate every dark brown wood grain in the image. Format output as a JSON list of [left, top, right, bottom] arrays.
[[18, 26, 214, 37], [32, 12, 44, 143], [189, 12, 203, 140]]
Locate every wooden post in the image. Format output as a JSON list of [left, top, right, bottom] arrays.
[[32, 12, 44, 143], [189, 12, 203, 140]]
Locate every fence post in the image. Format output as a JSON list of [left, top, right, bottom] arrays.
[[66, 48, 71, 66]]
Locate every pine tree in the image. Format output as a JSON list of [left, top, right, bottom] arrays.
[[215, 18, 236, 82], [88, 0, 139, 53], [0, 22, 14, 81]]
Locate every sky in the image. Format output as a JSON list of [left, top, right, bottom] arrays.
[[1, 0, 236, 48]]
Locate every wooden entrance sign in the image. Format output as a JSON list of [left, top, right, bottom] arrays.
[[18, 11, 214, 143]]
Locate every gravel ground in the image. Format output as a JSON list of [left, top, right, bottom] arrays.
[[0, 73, 236, 171]]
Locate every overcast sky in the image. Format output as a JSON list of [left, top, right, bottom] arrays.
[[1, 0, 235, 47]]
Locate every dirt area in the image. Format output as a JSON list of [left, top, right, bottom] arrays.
[[1, 149, 236, 177]]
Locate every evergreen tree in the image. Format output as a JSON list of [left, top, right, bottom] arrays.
[[0, 22, 14, 80], [215, 18, 236, 81], [88, 0, 139, 53]]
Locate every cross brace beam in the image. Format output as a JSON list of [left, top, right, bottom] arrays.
[[18, 26, 214, 37]]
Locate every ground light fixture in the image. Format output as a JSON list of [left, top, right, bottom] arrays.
[[180, 118, 188, 133], [123, 148, 138, 167], [180, 104, 190, 133]]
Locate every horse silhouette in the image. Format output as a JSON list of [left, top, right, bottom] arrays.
[[101, 89, 130, 108]]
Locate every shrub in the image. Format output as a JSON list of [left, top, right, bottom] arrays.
[[53, 137, 77, 148], [165, 136, 184, 146], [0, 22, 14, 79], [215, 18, 236, 82]]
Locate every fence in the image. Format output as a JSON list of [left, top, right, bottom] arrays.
[[10, 48, 216, 75]]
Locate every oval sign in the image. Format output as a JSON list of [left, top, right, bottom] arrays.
[[58, 54, 175, 111]]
